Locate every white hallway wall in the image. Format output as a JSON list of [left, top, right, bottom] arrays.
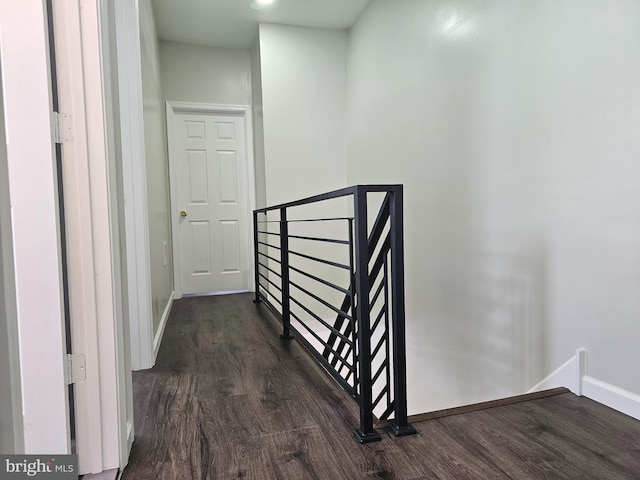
[[250, 32, 266, 209], [139, 0, 173, 336], [258, 24, 351, 319], [347, 0, 640, 413], [138, 0, 640, 417], [0, 39, 23, 454], [259, 23, 349, 206], [158, 41, 253, 216], [160, 41, 252, 105]]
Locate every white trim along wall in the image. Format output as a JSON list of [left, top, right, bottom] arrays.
[[114, 0, 154, 371], [529, 349, 640, 422], [52, 0, 132, 474]]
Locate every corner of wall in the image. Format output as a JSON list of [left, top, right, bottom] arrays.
[[529, 349, 640, 421], [152, 292, 175, 362]]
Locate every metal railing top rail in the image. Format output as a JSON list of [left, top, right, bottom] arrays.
[[254, 184, 403, 214]]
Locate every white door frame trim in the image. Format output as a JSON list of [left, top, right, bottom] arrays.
[[52, 0, 129, 473], [0, 0, 70, 454], [113, 0, 154, 372], [166, 102, 256, 299]]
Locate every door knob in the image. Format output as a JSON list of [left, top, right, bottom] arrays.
[[180, 210, 188, 217]]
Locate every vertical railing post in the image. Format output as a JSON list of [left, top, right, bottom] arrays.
[[279, 207, 293, 339], [347, 218, 358, 394], [253, 210, 260, 304], [389, 186, 416, 436], [353, 187, 381, 443]]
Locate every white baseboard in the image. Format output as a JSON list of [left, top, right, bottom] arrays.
[[527, 348, 586, 395], [528, 348, 640, 421], [125, 420, 134, 457], [153, 292, 175, 361], [582, 376, 640, 421], [82, 468, 119, 480]]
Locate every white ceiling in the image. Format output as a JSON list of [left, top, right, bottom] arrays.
[[152, 0, 371, 49]]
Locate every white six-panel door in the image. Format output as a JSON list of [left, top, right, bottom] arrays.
[[171, 109, 251, 295]]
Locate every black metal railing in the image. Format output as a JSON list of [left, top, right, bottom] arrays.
[[253, 185, 416, 443]]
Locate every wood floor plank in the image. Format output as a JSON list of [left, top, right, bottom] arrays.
[[523, 397, 640, 478], [154, 328, 198, 374], [131, 370, 158, 435], [261, 427, 351, 480], [283, 359, 426, 480], [168, 298, 198, 325], [196, 340, 248, 397], [432, 408, 571, 479], [244, 357, 318, 436], [123, 374, 202, 480], [198, 394, 267, 480], [389, 420, 512, 480], [123, 294, 640, 480], [539, 393, 640, 449]]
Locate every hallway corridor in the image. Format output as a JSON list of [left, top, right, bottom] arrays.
[[122, 294, 640, 479]]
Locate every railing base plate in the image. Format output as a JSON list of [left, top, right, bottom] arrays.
[[390, 422, 417, 437], [353, 428, 382, 443], [280, 334, 294, 340]]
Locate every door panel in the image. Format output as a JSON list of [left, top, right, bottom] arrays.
[[220, 220, 241, 273], [174, 112, 250, 295]]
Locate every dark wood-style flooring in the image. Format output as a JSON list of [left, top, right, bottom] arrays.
[[122, 294, 640, 479]]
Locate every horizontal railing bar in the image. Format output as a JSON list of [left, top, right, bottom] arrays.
[[257, 293, 283, 319], [255, 186, 357, 213], [286, 217, 354, 223], [288, 324, 357, 399], [258, 290, 281, 308], [288, 265, 351, 296], [289, 250, 351, 271], [254, 184, 402, 214], [334, 345, 354, 370], [290, 312, 355, 373], [289, 280, 353, 321], [258, 273, 282, 293], [258, 288, 282, 310], [262, 291, 282, 308], [343, 369, 353, 383], [258, 263, 282, 279], [288, 234, 350, 245], [256, 231, 280, 236], [289, 296, 353, 347], [258, 251, 281, 264], [346, 371, 358, 391], [336, 350, 355, 372], [340, 368, 356, 390], [329, 319, 353, 369], [323, 216, 391, 365], [257, 241, 281, 250]]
